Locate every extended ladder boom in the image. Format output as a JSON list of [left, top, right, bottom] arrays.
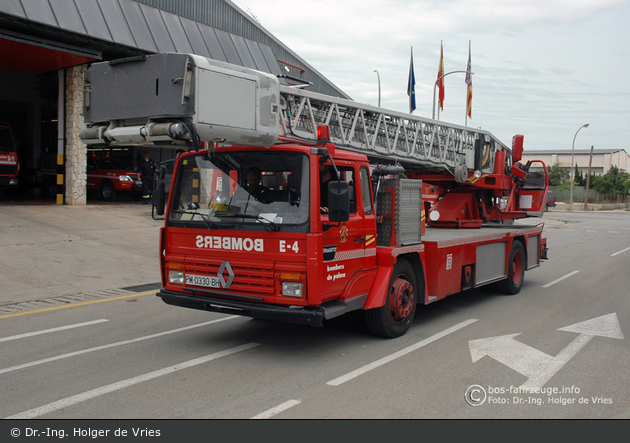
[[279, 86, 508, 174], [80, 53, 509, 175]]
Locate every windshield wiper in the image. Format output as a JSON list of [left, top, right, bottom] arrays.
[[214, 212, 280, 231], [170, 210, 228, 230]]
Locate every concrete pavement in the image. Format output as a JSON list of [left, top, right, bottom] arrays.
[[0, 201, 163, 309]]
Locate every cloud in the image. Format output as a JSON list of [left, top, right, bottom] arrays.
[[233, 0, 630, 150]]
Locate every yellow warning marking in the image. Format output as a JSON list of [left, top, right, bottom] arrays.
[[0, 290, 157, 320]]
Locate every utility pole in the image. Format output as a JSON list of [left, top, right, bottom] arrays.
[[569, 123, 589, 210], [584, 145, 593, 210]]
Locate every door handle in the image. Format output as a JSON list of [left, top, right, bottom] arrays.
[[354, 237, 366, 243]]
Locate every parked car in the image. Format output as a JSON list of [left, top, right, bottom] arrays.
[[87, 156, 142, 201], [0, 124, 19, 199], [545, 190, 556, 211]]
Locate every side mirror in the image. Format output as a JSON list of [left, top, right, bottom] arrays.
[[158, 164, 167, 180], [327, 180, 350, 223], [512, 134, 524, 163], [153, 181, 166, 216]]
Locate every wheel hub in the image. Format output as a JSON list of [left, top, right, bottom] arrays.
[[390, 278, 415, 323]]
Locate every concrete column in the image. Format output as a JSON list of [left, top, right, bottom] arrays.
[[64, 65, 87, 206]]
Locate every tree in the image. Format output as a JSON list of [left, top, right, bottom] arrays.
[[591, 166, 630, 195], [547, 164, 569, 187], [573, 164, 586, 187]]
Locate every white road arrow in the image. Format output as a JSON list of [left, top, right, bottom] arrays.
[[469, 313, 624, 388]]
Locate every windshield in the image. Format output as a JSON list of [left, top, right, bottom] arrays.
[[169, 150, 310, 232], [93, 157, 130, 170], [0, 127, 16, 153]]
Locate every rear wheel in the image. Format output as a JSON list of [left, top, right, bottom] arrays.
[[496, 240, 525, 295], [366, 259, 417, 338]]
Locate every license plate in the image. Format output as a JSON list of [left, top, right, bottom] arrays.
[[185, 274, 221, 288]]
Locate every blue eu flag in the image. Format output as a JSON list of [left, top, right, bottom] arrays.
[[408, 47, 416, 113]]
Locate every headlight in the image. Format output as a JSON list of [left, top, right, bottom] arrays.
[[169, 270, 184, 285], [282, 281, 303, 298], [119, 175, 133, 182]]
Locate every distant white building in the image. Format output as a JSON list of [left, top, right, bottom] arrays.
[[521, 149, 630, 175]]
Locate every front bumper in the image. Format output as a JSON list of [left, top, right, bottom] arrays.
[[157, 288, 326, 327], [0, 176, 18, 190]]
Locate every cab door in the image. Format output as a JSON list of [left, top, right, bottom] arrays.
[[321, 164, 370, 302]]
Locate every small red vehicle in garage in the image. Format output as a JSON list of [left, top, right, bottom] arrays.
[[87, 156, 142, 201], [0, 124, 19, 199]]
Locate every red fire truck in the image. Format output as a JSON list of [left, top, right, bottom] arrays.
[[0, 124, 19, 198], [81, 54, 548, 338]]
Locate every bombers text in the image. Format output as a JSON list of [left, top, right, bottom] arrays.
[[196, 235, 264, 251]]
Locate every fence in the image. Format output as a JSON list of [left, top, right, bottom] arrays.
[[549, 186, 630, 205]]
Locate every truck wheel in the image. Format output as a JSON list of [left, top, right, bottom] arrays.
[[366, 259, 417, 338], [496, 240, 525, 295], [99, 181, 117, 201]]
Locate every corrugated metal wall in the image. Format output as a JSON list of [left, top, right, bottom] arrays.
[[134, 0, 349, 98]]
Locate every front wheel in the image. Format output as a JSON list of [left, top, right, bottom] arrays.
[[366, 259, 417, 338], [99, 181, 117, 201], [495, 240, 525, 295]]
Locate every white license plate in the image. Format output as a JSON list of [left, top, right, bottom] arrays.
[[185, 274, 221, 288]]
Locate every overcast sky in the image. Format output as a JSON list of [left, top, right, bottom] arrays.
[[233, 0, 629, 153]]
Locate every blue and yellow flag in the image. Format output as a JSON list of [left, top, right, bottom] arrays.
[[407, 47, 416, 113]]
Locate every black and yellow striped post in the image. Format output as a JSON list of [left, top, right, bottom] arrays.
[[56, 154, 64, 205]]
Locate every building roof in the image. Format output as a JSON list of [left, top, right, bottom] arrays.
[[523, 149, 628, 155], [0, 0, 281, 77], [0, 0, 349, 98]]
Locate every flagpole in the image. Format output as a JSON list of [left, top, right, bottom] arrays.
[[465, 41, 471, 127], [432, 70, 472, 120]]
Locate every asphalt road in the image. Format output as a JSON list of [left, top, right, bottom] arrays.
[[1, 205, 629, 420]]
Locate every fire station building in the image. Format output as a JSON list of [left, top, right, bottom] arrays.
[[0, 0, 347, 205]]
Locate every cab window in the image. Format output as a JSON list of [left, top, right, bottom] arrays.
[[359, 167, 373, 215]]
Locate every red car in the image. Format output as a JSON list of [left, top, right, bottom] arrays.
[[545, 190, 556, 211], [87, 156, 142, 201], [0, 124, 19, 198]]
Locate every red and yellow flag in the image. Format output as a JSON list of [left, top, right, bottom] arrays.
[[465, 41, 473, 119], [437, 41, 445, 110]]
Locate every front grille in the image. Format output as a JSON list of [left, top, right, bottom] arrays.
[[185, 257, 275, 294], [0, 164, 17, 175]]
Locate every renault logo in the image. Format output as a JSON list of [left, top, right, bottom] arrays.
[[218, 261, 235, 289]]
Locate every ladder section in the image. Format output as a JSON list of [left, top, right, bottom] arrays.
[[279, 86, 508, 173]]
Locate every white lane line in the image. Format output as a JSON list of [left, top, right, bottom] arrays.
[[0, 319, 109, 343], [4, 342, 260, 419], [327, 318, 478, 387], [250, 400, 302, 419], [0, 316, 238, 375], [611, 246, 630, 257], [542, 271, 580, 288]]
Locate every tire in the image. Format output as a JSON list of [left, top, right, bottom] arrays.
[[495, 240, 525, 295], [366, 259, 417, 338], [99, 180, 117, 201]]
